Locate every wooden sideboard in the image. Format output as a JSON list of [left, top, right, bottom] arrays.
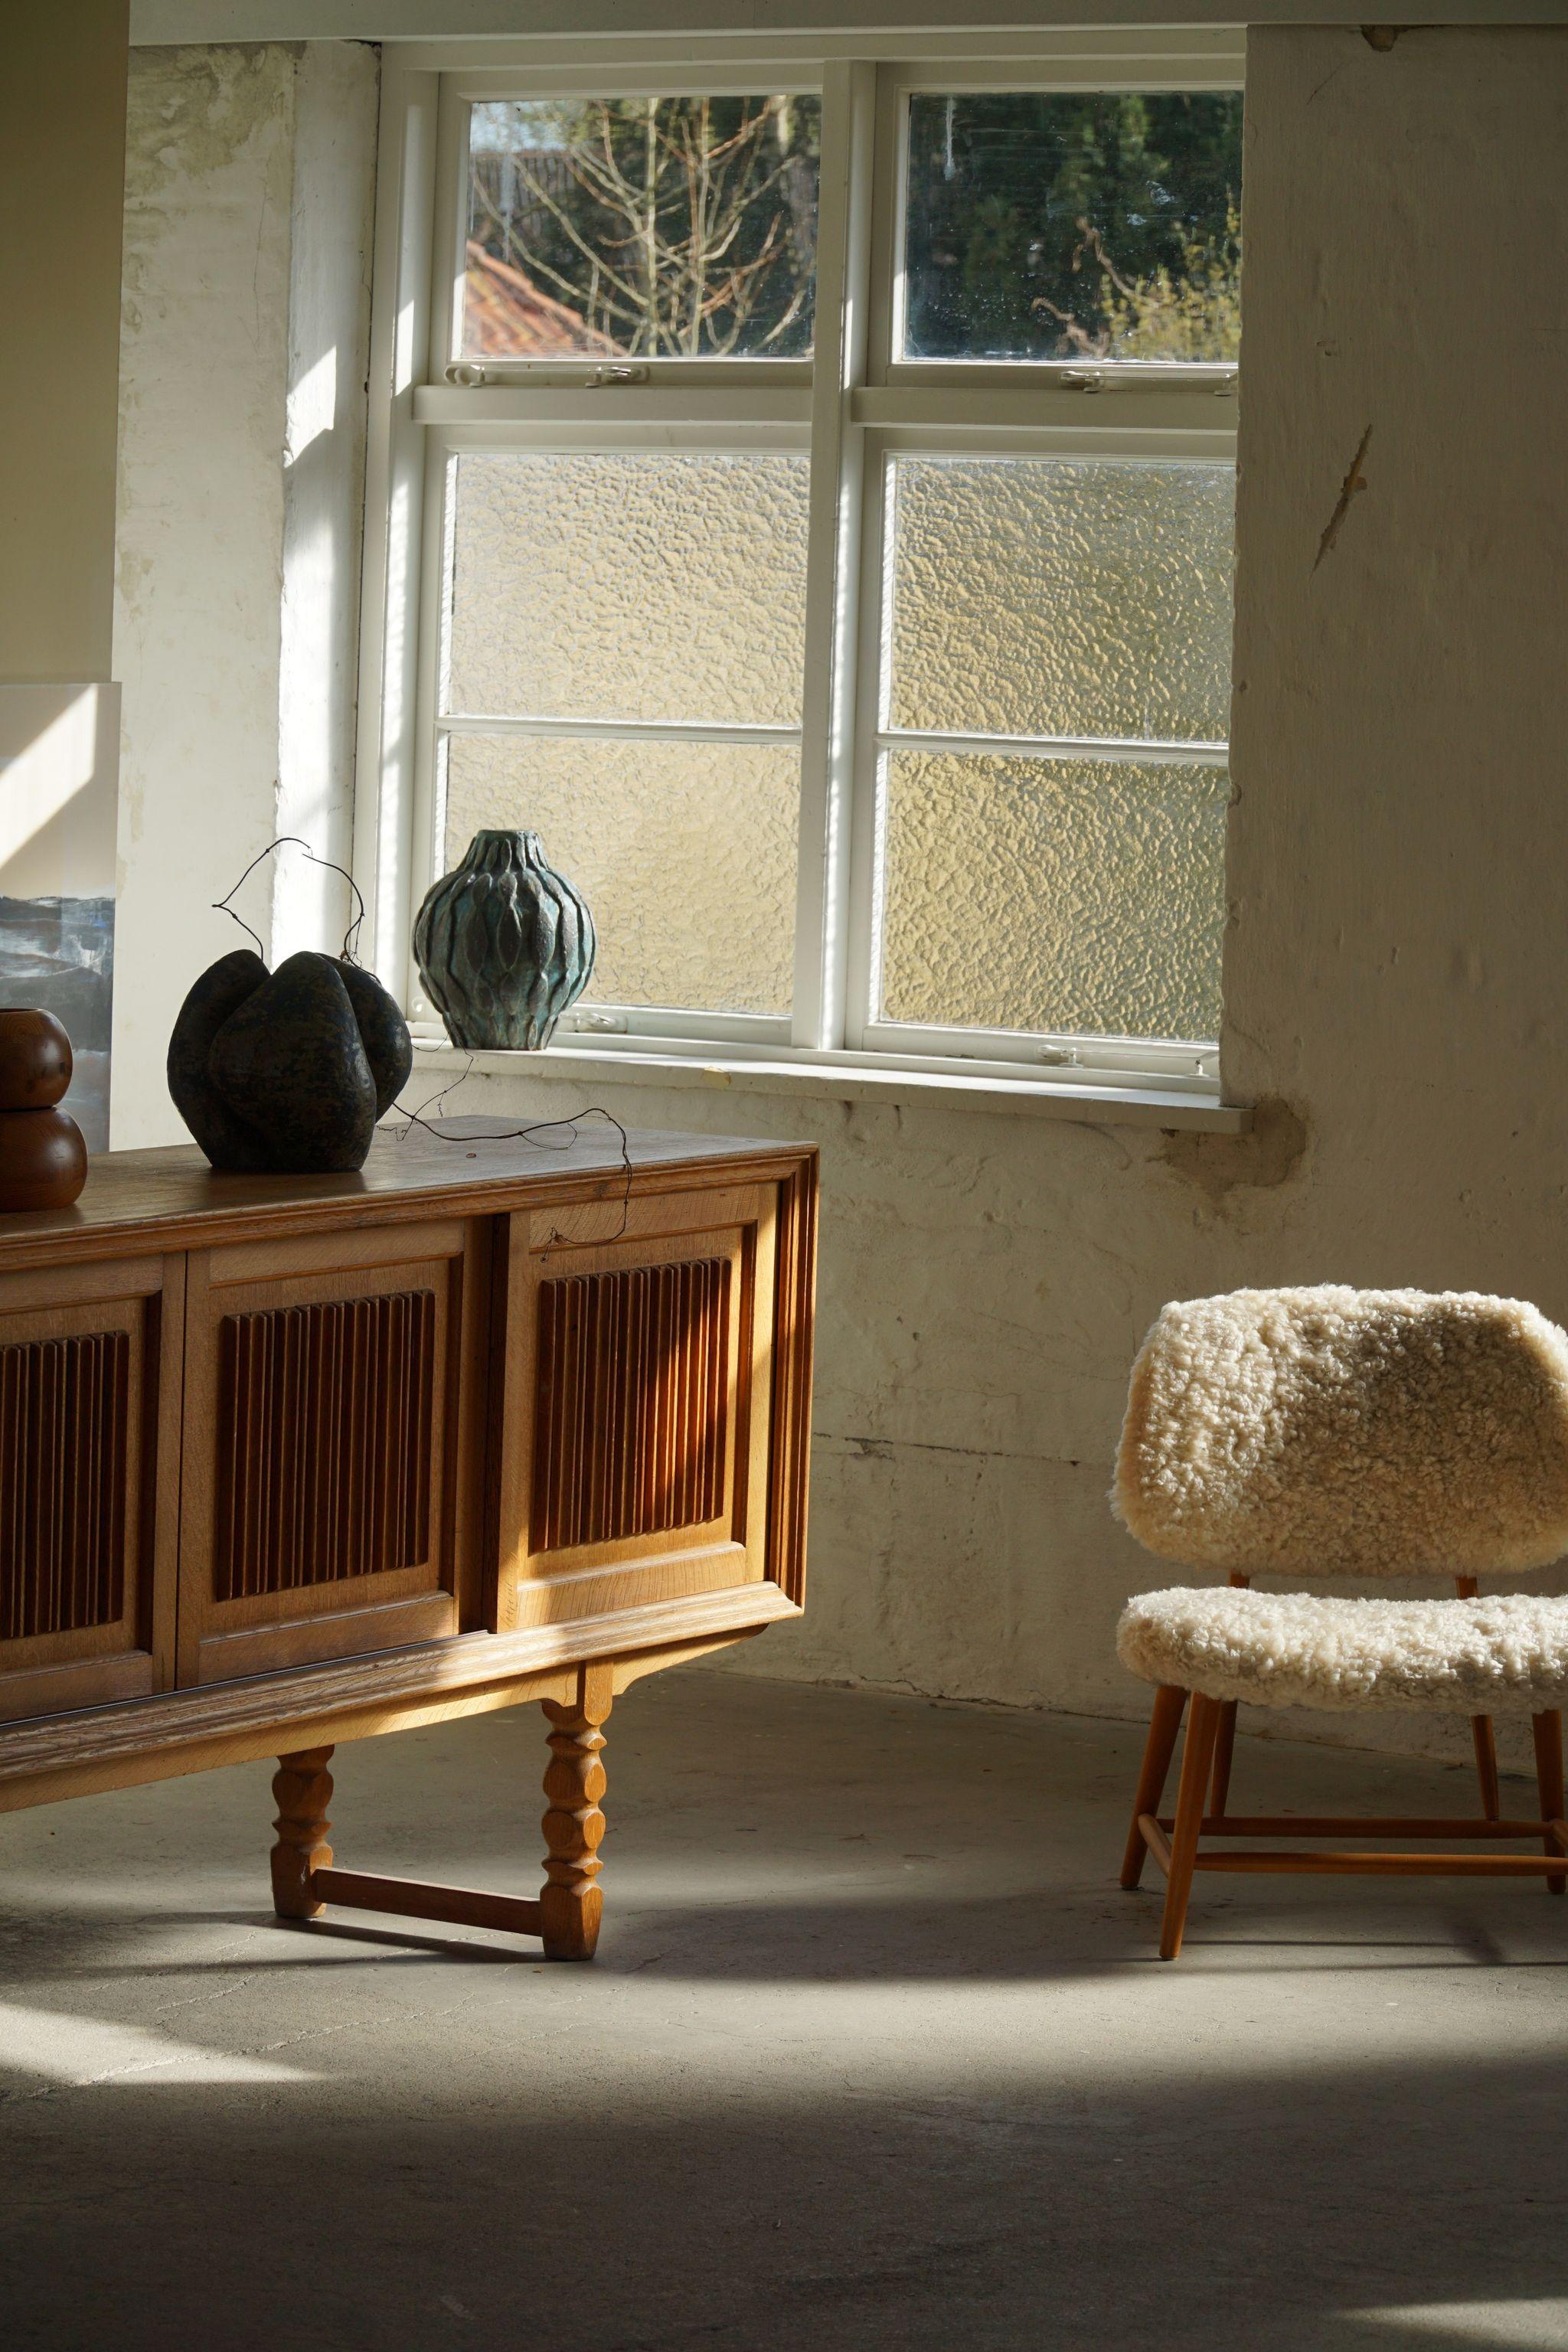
[[0, 1117, 816, 1958]]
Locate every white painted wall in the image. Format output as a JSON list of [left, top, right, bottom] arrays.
[[126, 2, 1568, 42], [401, 26, 1568, 1772], [109, 26, 1568, 1774], [276, 44, 379, 966], [112, 41, 377, 1145]]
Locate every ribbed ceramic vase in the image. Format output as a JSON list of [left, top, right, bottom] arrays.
[[413, 829, 596, 1051]]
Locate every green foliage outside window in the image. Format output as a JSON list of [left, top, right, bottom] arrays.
[[903, 93, 1243, 363], [465, 88, 1242, 367]]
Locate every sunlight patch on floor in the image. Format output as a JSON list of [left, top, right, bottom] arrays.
[[0, 2001, 318, 2093], [1346, 2302, 1568, 2347]]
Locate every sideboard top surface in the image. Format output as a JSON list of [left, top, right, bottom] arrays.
[[0, 1118, 815, 1271]]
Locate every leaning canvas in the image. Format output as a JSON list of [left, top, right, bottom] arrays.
[[0, 684, 118, 1152]]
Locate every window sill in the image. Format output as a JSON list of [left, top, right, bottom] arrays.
[[407, 1040, 1250, 1133]]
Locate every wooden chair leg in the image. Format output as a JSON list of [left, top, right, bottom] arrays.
[[1159, 1694, 1222, 1962], [1121, 1684, 1187, 1889], [1210, 1700, 1240, 1820], [1471, 1716, 1501, 1821], [1205, 1572, 1250, 1824], [1533, 1710, 1565, 1895], [540, 1668, 612, 1960], [271, 1746, 335, 1919]]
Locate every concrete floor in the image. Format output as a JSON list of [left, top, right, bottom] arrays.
[[4, 1671, 1568, 2352]]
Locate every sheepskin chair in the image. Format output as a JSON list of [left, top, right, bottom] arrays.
[[1111, 1286, 1568, 1959]]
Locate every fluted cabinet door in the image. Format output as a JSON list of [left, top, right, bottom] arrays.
[[490, 1182, 782, 1635], [175, 1220, 486, 1686], [0, 1254, 184, 1722]]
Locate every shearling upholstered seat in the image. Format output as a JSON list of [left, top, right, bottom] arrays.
[[1110, 1285, 1568, 1958], [1119, 1587, 1568, 1716]]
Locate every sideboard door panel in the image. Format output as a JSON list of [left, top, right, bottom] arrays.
[[0, 1256, 181, 1722], [178, 1222, 479, 1684], [492, 1184, 777, 1633]]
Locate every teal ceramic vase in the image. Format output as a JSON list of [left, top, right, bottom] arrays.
[[413, 829, 596, 1051]]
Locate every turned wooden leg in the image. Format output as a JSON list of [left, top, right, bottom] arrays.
[[540, 1671, 612, 1961], [1533, 1710, 1566, 1895], [272, 1746, 335, 1920], [1472, 1715, 1501, 1821], [1121, 1684, 1187, 1890], [1159, 1694, 1221, 1962], [1210, 1700, 1240, 1821]]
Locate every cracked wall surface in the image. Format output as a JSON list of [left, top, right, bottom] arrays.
[[428, 29, 1568, 1773], [109, 28, 1568, 1774]]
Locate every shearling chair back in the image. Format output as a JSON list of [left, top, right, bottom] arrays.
[[1113, 1285, 1568, 1579]]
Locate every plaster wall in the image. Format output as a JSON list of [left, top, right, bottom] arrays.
[[413, 26, 1568, 1772], [111, 42, 377, 1145], [276, 45, 380, 967], [127, 2, 1568, 41], [0, 3, 129, 686], [106, 27, 1568, 1771]]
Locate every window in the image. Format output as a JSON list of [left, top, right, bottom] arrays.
[[359, 41, 1243, 1102]]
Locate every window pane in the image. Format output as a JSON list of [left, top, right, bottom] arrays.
[[900, 93, 1242, 364], [443, 734, 799, 1017], [464, 96, 820, 360], [878, 749, 1227, 1041], [446, 452, 811, 727], [886, 456, 1233, 744]]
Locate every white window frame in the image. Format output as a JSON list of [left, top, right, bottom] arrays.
[[355, 33, 1243, 1106]]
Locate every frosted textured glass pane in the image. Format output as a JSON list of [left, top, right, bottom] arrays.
[[900, 92, 1242, 364], [879, 750, 1227, 1040], [463, 96, 818, 361], [447, 452, 810, 726], [887, 458, 1233, 744], [444, 734, 799, 1015]]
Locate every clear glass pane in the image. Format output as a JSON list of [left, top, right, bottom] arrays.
[[464, 96, 820, 360], [886, 456, 1233, 744], [446, 452, 811, 727], [900, 92, 1242, 364], [878, 748, 1227, 1040], [443, 733, 799, 1016]]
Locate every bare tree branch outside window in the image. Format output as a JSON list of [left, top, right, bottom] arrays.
[[466, 96, 821, 360]]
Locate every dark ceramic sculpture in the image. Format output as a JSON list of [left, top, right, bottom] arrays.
[[0, 1008, 87, 1210], [167, 950, 413, 1174], [413, 829, 595, 1051]]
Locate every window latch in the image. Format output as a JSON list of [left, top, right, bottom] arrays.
[[1060, 368, 1106, 395], [443, 361, 487, 387], [572, 1010, 627, 1034], [586, 365, 650, 388]]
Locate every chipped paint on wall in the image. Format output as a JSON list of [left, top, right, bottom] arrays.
[[433, 31, 1568, 1774], [109, 29, 1568, 1779]]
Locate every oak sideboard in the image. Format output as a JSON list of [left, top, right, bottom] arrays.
[[0, 1117, 816, 1958]]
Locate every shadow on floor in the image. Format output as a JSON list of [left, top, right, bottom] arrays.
[[3, 1670, 1567, 2350]]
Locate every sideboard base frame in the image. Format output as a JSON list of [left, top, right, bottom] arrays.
[[270, 1656, 619, 1958], [0, 1586, 795, 1815], [6, 1611, 779, 1959]]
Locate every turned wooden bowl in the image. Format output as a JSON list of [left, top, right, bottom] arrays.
[[0, 1008, 73, 1111], [0, 1011, 87, 1210]]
